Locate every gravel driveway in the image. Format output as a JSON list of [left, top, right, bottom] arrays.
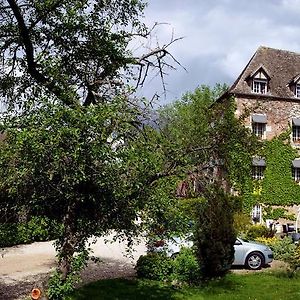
[[0, 234, 147, 300]]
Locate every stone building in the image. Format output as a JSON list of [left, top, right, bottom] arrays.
[[220, 46, 300, 230]]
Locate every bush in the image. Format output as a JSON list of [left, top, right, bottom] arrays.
[[0, 217, 62, 247], [172, 247, 200, 283], [136, 253, 173, 281], [194, 188, 236, 278], [255, 236, 296, 262], [287, 245, 300, 273], [245, 225, 274, 240]]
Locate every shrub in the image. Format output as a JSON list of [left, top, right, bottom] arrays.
[[194, 188, 236, 278], [245, 225, 274, 240], [136, 253, 173, 281], [255, 236, 296, 262], [286, 244, 300, 273], [0, 217, 62, 247], [172, 247, 200, 283]]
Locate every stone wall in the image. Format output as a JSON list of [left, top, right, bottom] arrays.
[[235, 96, 300, 140]]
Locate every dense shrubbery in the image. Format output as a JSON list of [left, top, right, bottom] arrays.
[[0, 217, 62, 247], [136, 248, 200, 283], [255, 236, 296, 262], [136, 252, 173, 281], [194, 188, 236, 279], [245, 225, 274, 240], [171, 248, 200, 283]]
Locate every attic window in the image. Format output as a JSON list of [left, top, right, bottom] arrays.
[[250, 68, 269, 94], [296, 84, 300, 98], [252, 79, 267, 94]]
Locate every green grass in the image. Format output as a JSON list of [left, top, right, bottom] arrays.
[[69, 272, 300, 300]]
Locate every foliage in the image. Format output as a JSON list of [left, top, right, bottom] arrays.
[[243, 134, 300, 209], [245, 225, 274, 240], [0, 0, 184, 294], [260, 137, 300, 205], [233, 212, 252, 234], [158, 86, 257, 280], [0, 101, 186, 295], [286, 244, 300, 274], [0, 217, 61, 247], [263, 207, 295, 221], [194, 187, 237, 278], [48, 249, 90, 300], [172, 247, 200, 284], [136, 253, 173, 281], [255, 236, 296, 262], [0, 0, 177, 109]]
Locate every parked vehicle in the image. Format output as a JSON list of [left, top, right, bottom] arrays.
[[148, 237, 273, 270]]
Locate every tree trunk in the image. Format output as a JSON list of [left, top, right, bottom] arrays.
[[58, 202, 77, 281]]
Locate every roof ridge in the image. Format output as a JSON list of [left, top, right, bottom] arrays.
[[258, 45, 300, 56]]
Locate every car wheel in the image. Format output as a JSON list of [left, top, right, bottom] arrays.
[[171, 252, 179, 259], [245, 252, 264, 270]]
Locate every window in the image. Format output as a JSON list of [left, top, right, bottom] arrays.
[[252, 166, 265, 180], [252, 122, 266, 139], [296, 84, 300, 98], [251, 205, 262, 223], [252, 79, 267, 94], [293, 125, 300, 143], [292, 167, 300, 182]]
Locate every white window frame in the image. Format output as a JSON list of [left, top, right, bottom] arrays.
[[296, 84, 300, 98], [293, 125, 300, 143], [252, 122, 266, 139], [292, 167, 300, 182], [251, 205, 262, 223], [252, 166, 265, 180], [252, 79, 267, 94]]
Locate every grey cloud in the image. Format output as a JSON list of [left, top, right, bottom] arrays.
[[138, 0, 300, 105]]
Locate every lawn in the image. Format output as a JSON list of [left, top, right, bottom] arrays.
[[69, 271, 300, 300]]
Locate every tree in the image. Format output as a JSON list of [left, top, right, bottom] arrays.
[[0, 101, 188, 298], [158, 85, 257, 278], [0, 0, 179, 109], [0, 1, 184, 297]]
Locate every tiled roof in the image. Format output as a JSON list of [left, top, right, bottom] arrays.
[[229, 46, 300, 99]]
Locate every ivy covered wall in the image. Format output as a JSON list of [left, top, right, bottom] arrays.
[[243, 132, 300, 212]]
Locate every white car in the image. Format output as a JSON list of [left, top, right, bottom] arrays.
[[149, 237, 273, 270]]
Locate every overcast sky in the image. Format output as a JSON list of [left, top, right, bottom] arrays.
[[135, 0, 300, 105]]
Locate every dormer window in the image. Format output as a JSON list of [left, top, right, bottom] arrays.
[[253, 79, 267, 94], [296, 84, 300, 98], [247, 67, 270, 94], [288, 74, 300, 98]]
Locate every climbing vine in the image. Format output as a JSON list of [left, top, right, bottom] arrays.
[[242, 131, 300, 213], [261, 134, 300, 206]]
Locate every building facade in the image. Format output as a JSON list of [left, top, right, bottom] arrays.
[[221, 46, 300, 229]]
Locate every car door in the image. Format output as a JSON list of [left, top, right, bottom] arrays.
[[233, 239, 247, 265]]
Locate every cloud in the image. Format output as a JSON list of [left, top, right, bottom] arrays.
[[137, 0, 300, 104]]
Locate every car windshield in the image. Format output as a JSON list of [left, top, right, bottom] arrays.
[[238, 237, 249, 243]]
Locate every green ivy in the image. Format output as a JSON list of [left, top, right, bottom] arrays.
[[242, 132, 300, 210], [261, 136, 300, 205], [263, 207, 296, 221]]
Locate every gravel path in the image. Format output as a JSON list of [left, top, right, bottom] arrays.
[[0, 235, 147, 300]]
